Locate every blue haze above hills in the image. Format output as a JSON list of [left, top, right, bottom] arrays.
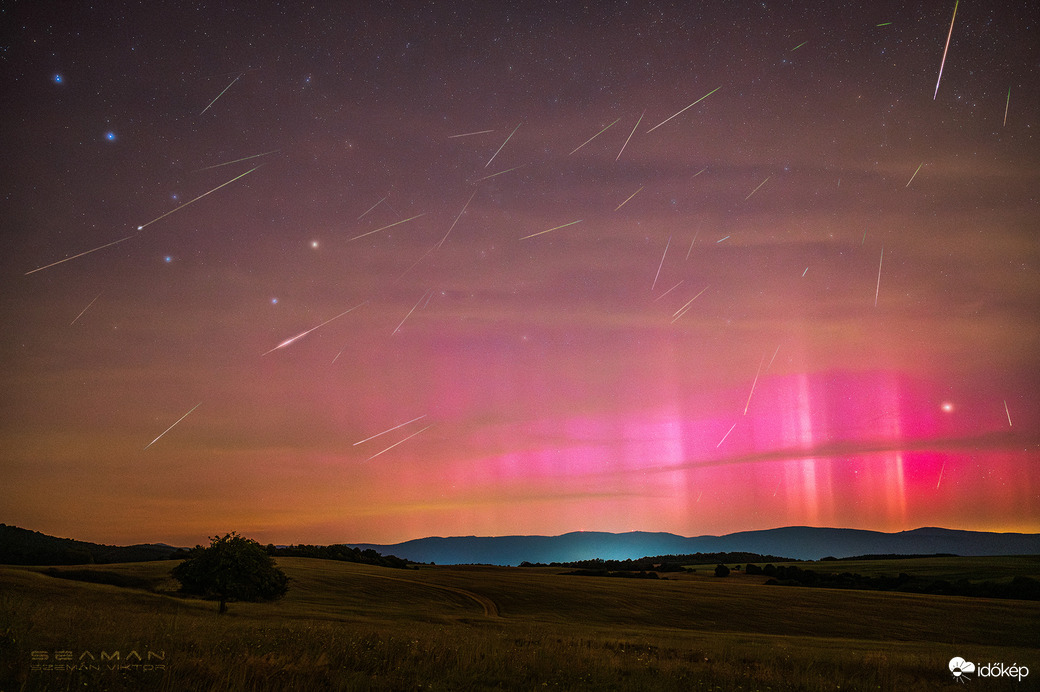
[[348, 527, 1040, 565]]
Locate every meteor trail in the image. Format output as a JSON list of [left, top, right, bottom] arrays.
[[393, 290, 431, 335], [744, 354, 765, 415], [263, 301, 367, 355], [716, 422, 737, 448], [905, 162, 924, 187], [144, 402, 201, 450], [348, 213, 427, 241], [194, 149, 280, 171], [874, 246, 884, 307], [1004, 400, 1012, 426], [651, 235, 671, 291], [766, 343, 781, 371], [745, 176, 770, 200], [519, 219, 582, 240], [469, 164, 525, 184], [137, 165, 263, 231], [653, 280, 684, 302], [568, 117, 621, 155], [200, 74, 241, 115], [646, 86, 721, 133], [354, 415, 428, 446], [1004, 87, 1010, 127], [485, 123, 521, 168], [70, 293, 101, 325], [791, 41, 808, 51], [933, 0, 958, 100], [671, 285, 709, 322], [616, 111, 644, 161], [366, 424, 434, 461], [357, 196, 388, 220], [614, 185, 644, 211], [448, 129, 494, 138], [26, 234, 139, 275], [437, 189, 478, 249], [686, 231, 699, 260]]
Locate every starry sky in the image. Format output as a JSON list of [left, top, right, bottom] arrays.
[[1, 1, 1038, 548]]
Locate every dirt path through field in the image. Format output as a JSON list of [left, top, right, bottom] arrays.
[[359, 572, 501, 618]]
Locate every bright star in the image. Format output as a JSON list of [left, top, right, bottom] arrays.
[[941, 402, 954, 413], [105, 131, 116, 141], [271, 298, 279, 305], [53, 74, 63, 84], [310, 240, 319, 248], [163, 255, 172, 263]]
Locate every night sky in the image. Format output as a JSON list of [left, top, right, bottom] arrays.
[[2, 1, 1037, 548]]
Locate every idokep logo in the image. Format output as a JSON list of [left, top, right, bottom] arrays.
[[949, 657, 976, 682], [949, 656, 1030, 683]]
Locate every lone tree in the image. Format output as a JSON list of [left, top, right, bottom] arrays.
[[171, 532, 288, 614]]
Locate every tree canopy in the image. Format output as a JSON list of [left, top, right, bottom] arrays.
[[171, 532, 288, 613]]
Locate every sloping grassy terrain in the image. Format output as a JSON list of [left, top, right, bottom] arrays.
[[1, 557, 1036, 690]]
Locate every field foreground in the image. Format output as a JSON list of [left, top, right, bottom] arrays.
[[1, 557, 1037, 691]]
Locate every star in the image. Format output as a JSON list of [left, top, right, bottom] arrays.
[[104, 131, 116, 142], [52, 74, 63, 84]]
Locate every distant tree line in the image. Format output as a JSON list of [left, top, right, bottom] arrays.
[[820, 553, 958, 561], [747, 563, 1040, 600], [522, 551, 796, 573], [259, 543, 413, 569], [561, 569, 663, 579], [0, 524, 178, 565]]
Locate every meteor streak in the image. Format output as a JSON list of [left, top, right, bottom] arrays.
[[485, 123, 521, 168], [194, 149, 280, 171], [469, 165, 525, 184], [354, 415, 428, 445], [366, 424, 434, 461], [200, 74, 241, 115], [905, 162, 924, 187], [874, 246, 884, 307], [745, 176, 770, 200], [263, 301, 367, 355], [448, 129, 494, 138], [686, 231, 699, 260], [744, 355, 765, 415], [716, 422, 737, 448], [437, 189, 478, 249], [614, 185, 644, 211], [357, 196, 388, 220], [646, 86, 721, 133], [1004, 400, 1012, 426], [144, 402, 201, 450], [568, 117, 621, 155], [137, 165, 263, 231], [653, 280, 683, 301], [1004, 87, 1010, 127], [70, 293, 101, 325], [26, 234, 139, 275], [616, 111, 644, 161], [519, 219, 582, 240], [670, 285, 709, 322], [393, 290, 431, 335], [933, 0, 958, 100], [348, 213, 427, 241], [651, 235, 671, 291]]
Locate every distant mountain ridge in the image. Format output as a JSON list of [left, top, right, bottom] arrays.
[[0, 523, 181, 565], [348, 527, 1040, 565]]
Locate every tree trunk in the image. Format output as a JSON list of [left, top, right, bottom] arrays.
[[218, 598, 227, 614]]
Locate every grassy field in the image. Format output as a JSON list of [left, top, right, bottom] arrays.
[[1, 557, 1037, 691]]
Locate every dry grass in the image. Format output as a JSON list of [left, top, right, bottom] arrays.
[[1, 557, 1036, 690]]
